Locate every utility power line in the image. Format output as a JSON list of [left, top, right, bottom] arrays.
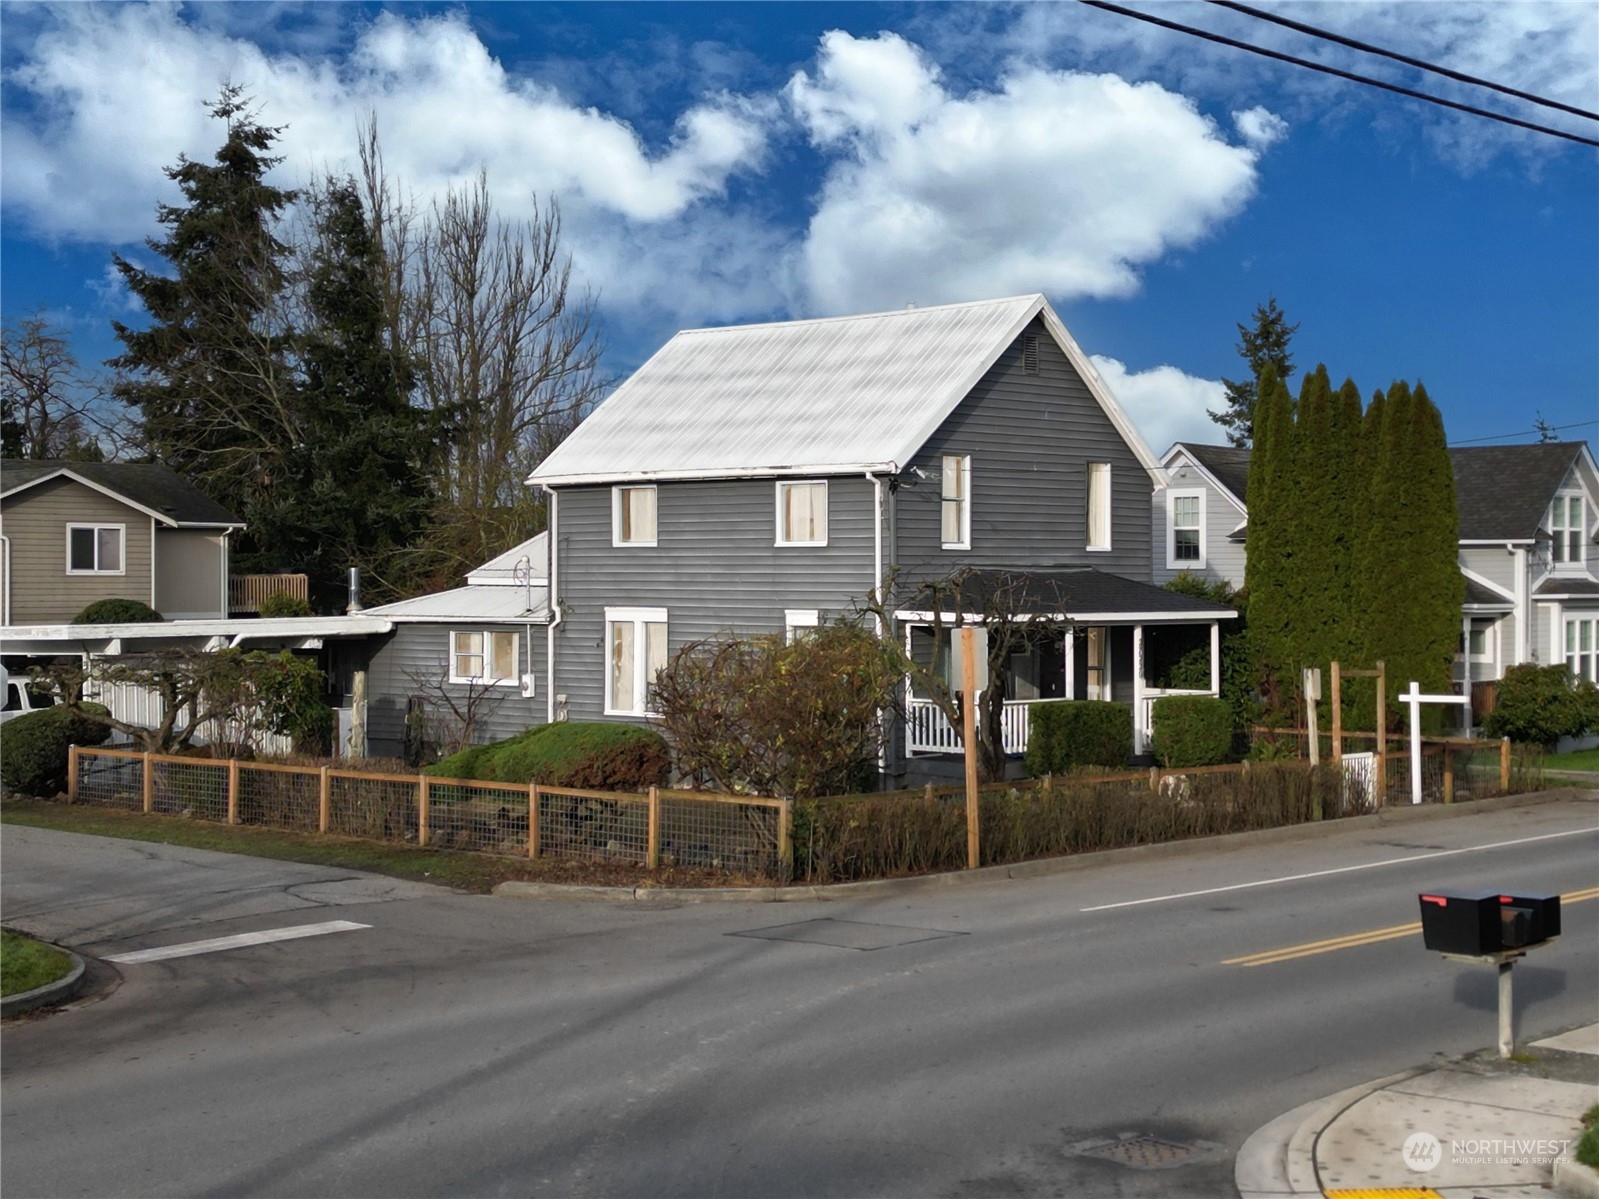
[[1450, 420, 1597, 447], [1078, 0, 1599, 149], [1207, 0, 1599, 123]]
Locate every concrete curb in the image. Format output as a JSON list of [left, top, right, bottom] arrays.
[[1233, 1069, 1423, 1198], [493, 787, 1594, 904], [1, 947, 88, 1018], [1555, 1154, 1599, 1199]]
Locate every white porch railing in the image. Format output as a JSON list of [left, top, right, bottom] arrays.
[[1137, 689, 1214, 747], [905, 698, 1031, 756]]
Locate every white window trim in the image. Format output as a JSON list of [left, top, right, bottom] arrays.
[[775, 479, 829, 547], [66, 523, 126, 575], [784, 608, 820, 643], [449, 629, 521, 687], [1566, 615, 1598, 684], [612, 485, 658, 548], [941, 454, 971, 550], [1550, 490, 1587, 570], [1166, 489, 1206, 570], [604, 606, 669, 717], [1087, 463, 1112, 552]]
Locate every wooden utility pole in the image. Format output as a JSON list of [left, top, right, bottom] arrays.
[[1330, 661, 1343, 763], [961, 626, 980, 871]]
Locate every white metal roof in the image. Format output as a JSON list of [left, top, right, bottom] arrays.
[[0, 615, 392, 655], [361, 584, 550, 624], [529, 295, 1162, 486], [466, 531, 548, 587]]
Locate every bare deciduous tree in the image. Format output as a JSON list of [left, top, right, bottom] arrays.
[[2, 315, 119, 460]]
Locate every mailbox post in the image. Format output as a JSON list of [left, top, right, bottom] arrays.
[[1418, 889, 1561, 1058]]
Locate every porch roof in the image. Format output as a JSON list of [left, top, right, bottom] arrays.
[[893, 568, 1237, 624]]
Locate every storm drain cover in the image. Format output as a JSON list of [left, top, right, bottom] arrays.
[[730, 918, 965, 951], [1077, 1135, 1199, 1169]]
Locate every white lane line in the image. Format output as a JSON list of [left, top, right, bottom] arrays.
[[1079, 827, 1599, 912], [105, 919, 371, 963]]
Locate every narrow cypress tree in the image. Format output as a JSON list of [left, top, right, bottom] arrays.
[[1403, 384, 1462, 701], [1244, 364, 1296, 700], [1327, 377, 1366, 673]]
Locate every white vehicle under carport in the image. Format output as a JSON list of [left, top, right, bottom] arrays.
[[0, 665, 58, 724]]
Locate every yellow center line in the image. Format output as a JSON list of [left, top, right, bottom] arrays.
[[1225, 886, 1599, 967]]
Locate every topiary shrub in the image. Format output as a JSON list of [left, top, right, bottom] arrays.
[[1151, 695, 1234, 768], [258, 591, 313, 618], [1, 704, 111, 796], [1024, 701, 1132, 775], [72, 598, 161, 624], [1483, 664, 1599, 748], [427, 722, 670, 791]]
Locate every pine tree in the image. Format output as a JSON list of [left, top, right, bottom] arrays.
[[110, 86, 298, 541], [1209, 296, 1300, 448]]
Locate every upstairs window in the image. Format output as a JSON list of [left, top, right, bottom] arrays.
[[1087, 463, 1112, 550], [1168, 491, 1204, 567], [451, 630, 520, 686], [941, 455, 970, 549], [606, 607, 668, 716], [1550, 493, 1586, 566], [67, 524, 124, 574], [777, 480, 828, 546], [613, 485, 657, 546]]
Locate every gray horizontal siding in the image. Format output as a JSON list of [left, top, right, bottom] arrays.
[[1150, 484, 1247, 590], [362, 622, 547, 759], [895, 317, 1155, 589], [552, 477, 877, 722], [2, 477, 154, 623]]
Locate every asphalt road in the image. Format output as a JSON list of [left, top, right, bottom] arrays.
[[3, 795, 1596, 1199]]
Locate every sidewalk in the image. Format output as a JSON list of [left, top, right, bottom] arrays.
[[1237, 1023, 1599, 1199]]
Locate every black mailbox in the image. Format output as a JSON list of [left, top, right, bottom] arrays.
[[1419, 889, 1561, 956]]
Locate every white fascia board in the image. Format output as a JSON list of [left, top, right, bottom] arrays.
[[378, 613, 549, 625], [1036, 305, 1166, 485], [532, 462, 900, 487], [1161, 444, 1248, 515], [0, 616, 392, 644], [1460, 538, 1534, 547], [1460, 565, 1516, 603]]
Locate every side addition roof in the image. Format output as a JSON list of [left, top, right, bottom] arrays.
[[1450, 443, 1596, 542], [0, 460, 244, 528], [894, 568, 1237, 624], [529, 295, 1162, 487]]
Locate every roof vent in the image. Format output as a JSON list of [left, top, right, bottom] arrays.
[[1023, 334, 1040, 374]]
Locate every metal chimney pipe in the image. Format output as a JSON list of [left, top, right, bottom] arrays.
[[346, 567, 362, 614]]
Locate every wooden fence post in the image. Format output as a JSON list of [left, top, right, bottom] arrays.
[[646, 785, 660, 869], [417, 774, 430, 847], [318, 766, 330, 834], [1330, 661, 1343, 764], [1149, 766, 1160, 793], [67, 745, 79, 802], [226, 757, 239, 825], [777, 799, 793, 883], [961, 627, 980, 871], [1375, 661, 1387, 805], [143, 751, 154, 814], [528, 783, 540, 859], [1500, 737, 1511, 792], [1443, 747, 1454, 804]]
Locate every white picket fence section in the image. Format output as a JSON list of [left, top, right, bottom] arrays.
[[87, 679, 292, 756]]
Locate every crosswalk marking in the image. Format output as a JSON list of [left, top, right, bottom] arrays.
[[104, 919, 370, 964]]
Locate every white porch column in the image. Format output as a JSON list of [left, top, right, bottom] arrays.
[[1210, 621, 1221, 695], [1461, 610, 1474, 736], [1132, 624, 1145, 754], [1064, 628, 1075, 700]]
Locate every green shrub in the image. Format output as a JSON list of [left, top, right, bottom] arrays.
[[258, 591, 313, 618], [427, 722, 670, 791], [1483, 664, 1599, 748], [1577, 1104, 1599, 1169], [1151, 695, 1233, 767], [1024, 701, 1132, 775], [72, 598, 161, 624], [1, 704, 111, 796]]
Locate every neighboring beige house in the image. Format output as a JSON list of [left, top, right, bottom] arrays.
[[0, 460, 244, 625]]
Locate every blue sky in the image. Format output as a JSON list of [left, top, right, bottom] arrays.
[[3, 1, 1595, 455]]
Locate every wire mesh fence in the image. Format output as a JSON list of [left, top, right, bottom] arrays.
[[538, 788, 649, 863], [74, 748, 145, 811], [151, 756, 229, 821], [237, 763, 322, 831], [659, 790, 782, 876], [424, 779, 532, 855]]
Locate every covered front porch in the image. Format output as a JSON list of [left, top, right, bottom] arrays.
[[894, 569, 1237, 759]]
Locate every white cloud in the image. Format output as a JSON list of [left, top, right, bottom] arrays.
[[1089, 355, 1226, 457], [786, 32, 1264, 314], [1233, 106, 1287, 150]]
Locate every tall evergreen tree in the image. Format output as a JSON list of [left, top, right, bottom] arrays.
[[1244, 363, 1295, 698], [1286, 365, 1336, 675], [252, 179, 439, 609], [1209, 296, 1299, 448], [1393, 383, 1461, 700], [1326, 376, 1366, 670], [109, 86, 298, 545]]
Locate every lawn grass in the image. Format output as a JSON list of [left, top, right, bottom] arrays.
[[1578, 1103, 1599, 1169], [1544, 747, 1599, 773], [0, 798, 763, 892], [1, 928, 72, 997]]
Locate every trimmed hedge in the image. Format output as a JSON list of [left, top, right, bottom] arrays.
[[258, 591, 313, 618], [427, 721, 670, 791], [72, 598, 161, 624], [1151, 695, 1233, 767], [1024, 701, 1132, 774], [0, 704, 112, 796]]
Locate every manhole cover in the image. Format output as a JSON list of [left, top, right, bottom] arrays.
[[729, 918, 965, 951], [1078, 1135, 1198, 1169]]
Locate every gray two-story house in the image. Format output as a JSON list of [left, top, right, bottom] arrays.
[[529, 295, 1234, 778]]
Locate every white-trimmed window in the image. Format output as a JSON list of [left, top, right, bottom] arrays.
[[1566, 617, 1597, 683], [66, 524, 124, 574], [1167, 490, 1204, 568], [941, 455, 971, 549], [451, 630, 520, 686], [784, 609, 820, 643], [606, 607, 668, 716], [613, 485, 657, 546], [776, 480, 828, 546], [1550, 493, 1587, 566], [1087, 463, 1112, 551]]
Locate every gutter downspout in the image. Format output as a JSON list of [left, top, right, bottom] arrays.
[[866, 470, 889, 780], [543, 486, 561, 724], [1510, 544, 1528, 664]]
